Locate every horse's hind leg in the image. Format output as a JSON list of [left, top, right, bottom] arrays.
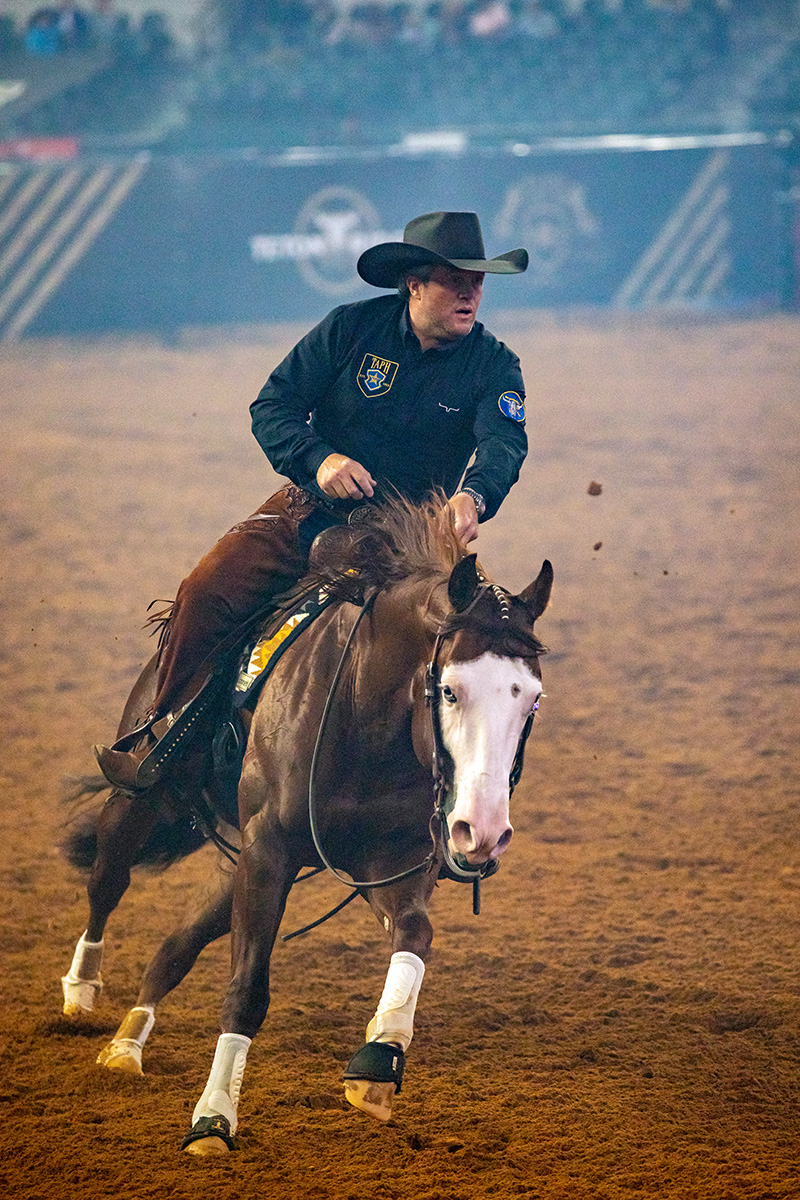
[[62, 788, 159, 1017], [97, 876, 234, 1074], [343, 870, 436, 1122]]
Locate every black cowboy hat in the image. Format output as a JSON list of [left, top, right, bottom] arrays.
[[357, 211, 528, 289]]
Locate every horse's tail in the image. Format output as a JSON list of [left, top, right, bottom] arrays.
[[60, 775, 208, 872]]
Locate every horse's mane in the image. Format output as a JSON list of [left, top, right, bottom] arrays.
[[279, 492, 465, 609], [274, 494, 547, 660]]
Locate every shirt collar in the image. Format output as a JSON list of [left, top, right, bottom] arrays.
[[399, 301, 473, 358]]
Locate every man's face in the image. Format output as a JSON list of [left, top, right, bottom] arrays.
[[407, 265, 485, 350]]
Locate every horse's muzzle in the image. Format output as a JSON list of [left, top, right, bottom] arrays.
[[448, 818, 514, 867]]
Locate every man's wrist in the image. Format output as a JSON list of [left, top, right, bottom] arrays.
[[458, 487, 486, 518]]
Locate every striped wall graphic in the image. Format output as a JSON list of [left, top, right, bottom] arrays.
[[0, 157, 147, 342], [614, 149, 732, 309]]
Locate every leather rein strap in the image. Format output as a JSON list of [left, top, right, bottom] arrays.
[[306, 588, 438, 896]]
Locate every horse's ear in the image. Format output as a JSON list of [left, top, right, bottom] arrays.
[[448, 554, 480, 613], [517, 560, 553, 622]]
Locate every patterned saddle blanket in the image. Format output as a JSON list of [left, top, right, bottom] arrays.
[[231, 585, 337, 710]]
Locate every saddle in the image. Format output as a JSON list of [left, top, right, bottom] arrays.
[[95, 523, 366, 808]]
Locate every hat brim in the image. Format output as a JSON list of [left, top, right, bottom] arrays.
[[357, 242, 528, 289]]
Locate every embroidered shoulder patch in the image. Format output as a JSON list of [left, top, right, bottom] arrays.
[[498, 391, 525, 422], [357, 354, 399, 398]]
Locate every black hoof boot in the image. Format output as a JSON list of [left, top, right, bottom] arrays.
[[181, 1114, 239, 1156], [343, 1042, 406, 1123]]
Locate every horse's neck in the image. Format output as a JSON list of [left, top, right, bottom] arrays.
[[385, 574, 448, 639], [355, 575, 445, 703]]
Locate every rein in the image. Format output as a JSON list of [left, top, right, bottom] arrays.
[[304, 588, 438, 897], [294, 580, 538, 935]]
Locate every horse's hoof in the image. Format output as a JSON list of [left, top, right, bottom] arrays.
[[183, 1137, 231, 1157], [97, 1040, 144, 1075], [343, 1042, 405, 1122], [344, 1078, 396, 1122], [181, 1115, 238, 1156], [62, 976, 102, 1017], [62, 999, 95, 1018]]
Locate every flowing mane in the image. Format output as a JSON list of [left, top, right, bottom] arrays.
[[274, 493, 548, 659], [281, 492, 466, 607]]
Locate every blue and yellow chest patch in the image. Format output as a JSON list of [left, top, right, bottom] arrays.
[[357, 353, 399, 398], [498, 391, 525, 422]]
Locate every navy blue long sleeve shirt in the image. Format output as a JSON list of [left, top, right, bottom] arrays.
[[250, 294, 527, 521]]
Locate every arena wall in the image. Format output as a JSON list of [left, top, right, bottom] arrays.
[[0, 133, 794, 340]]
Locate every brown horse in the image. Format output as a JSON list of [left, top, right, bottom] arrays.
[[60, 498, 551, 1127], [170, 497, 552, 1155]]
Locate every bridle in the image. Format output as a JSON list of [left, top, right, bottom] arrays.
[[424, 585, 539, 910], [303, 581, 539, 923]]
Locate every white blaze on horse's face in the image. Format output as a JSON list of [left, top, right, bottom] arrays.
[[438, 653, 542, 865]]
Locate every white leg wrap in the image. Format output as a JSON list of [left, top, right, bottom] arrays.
[[97, 1006, 156, 1072], [366, 951, 425, 1053], [108, 1005, 155, 1058], [62, 932, 104, 1013], [192, 1033, 252, 1133], [113, 1005, 155, 1047]]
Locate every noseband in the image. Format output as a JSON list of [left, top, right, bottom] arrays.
[[305, 582, 539, 919]]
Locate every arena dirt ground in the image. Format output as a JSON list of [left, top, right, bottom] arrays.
[[0, 312, 798, 1200]]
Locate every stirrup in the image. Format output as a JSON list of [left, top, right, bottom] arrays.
[[95, 675, 222, 792], [94, 743, 154, 793]]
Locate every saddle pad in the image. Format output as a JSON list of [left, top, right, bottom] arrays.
[[232, 587, 335, 709]]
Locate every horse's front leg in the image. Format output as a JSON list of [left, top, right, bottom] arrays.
[[344, 866, 437, 1122], [96, 875, 234, 1075], [182, 816, 293, 1157]]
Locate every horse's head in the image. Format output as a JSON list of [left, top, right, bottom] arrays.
[[417, 554, 553, 869]]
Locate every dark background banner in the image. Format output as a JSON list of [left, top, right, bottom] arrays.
[[19, 138, 794, 337]]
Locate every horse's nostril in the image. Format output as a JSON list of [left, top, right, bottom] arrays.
[[450, 819, 473, 850], [495, 828, 513, 853]]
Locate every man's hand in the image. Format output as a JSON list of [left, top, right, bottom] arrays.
[[316, 453, 376, 501], [448, 492, 479, 544]]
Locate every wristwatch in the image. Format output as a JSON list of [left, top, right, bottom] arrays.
[[459, 487, 486, 518]]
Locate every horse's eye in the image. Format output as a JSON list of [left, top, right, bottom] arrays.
[[441, 685, 458, 704], [511, 683, 521, 698]]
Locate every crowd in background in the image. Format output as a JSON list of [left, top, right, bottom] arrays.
[[224, 0, 736, 55], [0, 0, 798, 149], [0, 1, 173, 59]]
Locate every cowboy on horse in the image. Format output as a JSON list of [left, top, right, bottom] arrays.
[[63, 214, 555, 1142], [94, 210, 531, 795]]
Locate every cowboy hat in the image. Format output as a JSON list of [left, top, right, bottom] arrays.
[[357, 211, 528, 289]]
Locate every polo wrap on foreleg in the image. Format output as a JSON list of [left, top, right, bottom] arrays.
[[112, 1005, 155, 1048], [366, 951, 425, 1053], [192, 1032, 252, 1133]]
